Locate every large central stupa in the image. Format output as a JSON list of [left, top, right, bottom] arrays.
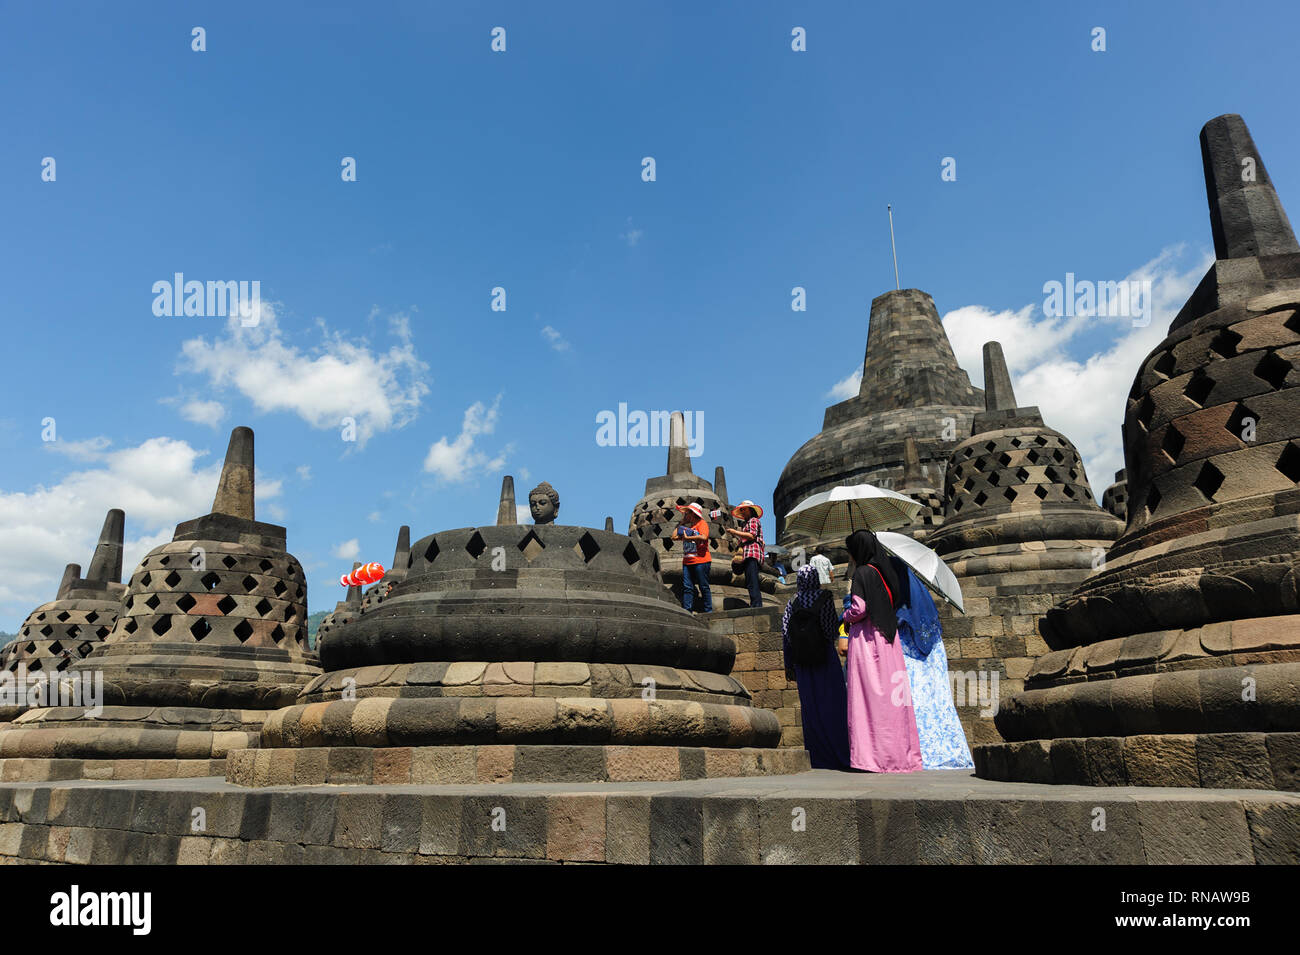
[[773, 288, 985, 547]]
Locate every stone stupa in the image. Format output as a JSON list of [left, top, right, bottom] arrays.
[[0, 426, 320, 778], [926, 341, 1125, 744], [226, 481, 804, 786], [774, 288, 985, 549], [978, 114, 1300, 791]]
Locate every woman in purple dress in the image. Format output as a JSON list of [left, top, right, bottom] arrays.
[[781, 564, 851, 769], [842, 530, 922, 773]]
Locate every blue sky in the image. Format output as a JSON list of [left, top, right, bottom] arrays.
[[2, 0, 1298, 629]]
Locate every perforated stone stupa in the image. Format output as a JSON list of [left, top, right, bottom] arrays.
[[774, 288, 984, 548], [0, 426, 320, 778], [629, 411, 737, 584], [977, 115, 1300, 790], [2, 509, 127, 679], [226, 490, 805, 786], [926, 342, 1124, 744]]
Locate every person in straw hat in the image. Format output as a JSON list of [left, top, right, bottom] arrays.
[[725, 500, 766, 608], [674, 502, 713, 612]]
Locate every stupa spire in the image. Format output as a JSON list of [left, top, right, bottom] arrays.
[[1201, 113, 1299, 259], [982, 342, 1018, 412], [212, 426, 255, 520], [85, 508, 124, 583], [496, 476, 516, 525], [666, 412, 692, 475]]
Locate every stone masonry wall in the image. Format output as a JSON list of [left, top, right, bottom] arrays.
[[705, 607, 802, 749]]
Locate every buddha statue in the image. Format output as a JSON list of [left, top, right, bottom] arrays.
[[528, 481, 560, 524]]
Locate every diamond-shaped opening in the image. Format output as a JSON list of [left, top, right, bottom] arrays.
[[158, 555, 170, 566], [1034, 485, 1049, 499], [151, 615, 171, 636], [1003, 487, 1017, 502], [273, 580, 286, 597], [283, 605, 294, 622], [517, 529, 545, 561], [216, 594, 238, 615], [652, 554, 661, 573], [1276, 443, 1300, 483], [1183, 370, 1214, 407], [270, 624, 285, 645], [242, 575, 258, 592], [676, 497, 687, 506], [1010, 437, 1022, 448], [55, 657, 72, 671], [221, 555, 238, 569], [963, 447, 974, 458], [466, 532, 488, 559], [124, 619, 138, 634], [1210, 327, 1242, 358], [973, 491, 988, 506], [1015, 468, 1030, 482], [190, 618, 211, 641], [984, 441, 997, 453], [47, 640, 63, 654], [66, 625, 80, 638], [79, 641, 94, 656], [1034, 435, 1049, 446], [1256, 351, 1291, 390], [1225, 403, 1256, 444], [163, 571, 181, 587], [963, 477, 976, 491], [1044, 467, 1059, 483], [997, 452, 1012, 467], [1136, 394, 1156, 429], [255, 597, 273, 616], [233, 620, 254, 643], [27, 660, 42, 672], [1052, 450, 1065, 463], [94, 627, 109, 639], [1161, 425, 1186, 462], [974, 457, 987, 471], [201, 572, 220, 591], [622, 541, 641, 566], [259, 559, 274, 572], [987, 472, 1000, 486], [86, 611, 99, 624], [144, 594, 161, 611], [423, 538, 440, 564], [140, 572, 152, 587], [1026, 449, 1040, 464], [56, 611, 70, 622], [1193, 461, 1225, 502], [1152, 351, 1177, 378], [1284, 310, 1300, 333], [1063, 485, 1076, 498], [39, 624, 53, 637], [575, 532, 601, 563]]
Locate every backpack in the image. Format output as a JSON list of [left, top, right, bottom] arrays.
[[788, 591, 835, 666]]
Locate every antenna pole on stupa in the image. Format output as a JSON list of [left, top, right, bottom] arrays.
[[982, 341, 1019, 411], [667, 412, 692, 475], [888, 204, 900, 291], [496, 475, 516, 526], [85, 508, 125, 583], [56, 563, 81, 600], [392, 525, 411, 572], [346, 561, 363, 607], [212, 426, 256, 520]]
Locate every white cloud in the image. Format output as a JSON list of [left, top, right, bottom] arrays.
[[332, 539, 360, 560], [541, 326, 571, 353], [0, 435, 282, 629], [515, 504, 532, 524], [179, 398, 226, 428], [367, 511, 382, 523], [941, 245, 1213, 490], [826, 365, 862, 401], [178, 303, 430, 447], [297, 465, 312, 481], [423, 396, 511, 483], [619, 218, 644, 247]]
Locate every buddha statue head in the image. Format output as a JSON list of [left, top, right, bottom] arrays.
[[528, 481, 560, 524]]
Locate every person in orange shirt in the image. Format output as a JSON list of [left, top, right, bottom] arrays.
[[675, 502, 713, 612]]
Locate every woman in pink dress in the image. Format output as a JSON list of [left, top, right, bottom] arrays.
[[842, 530, 923, 773]]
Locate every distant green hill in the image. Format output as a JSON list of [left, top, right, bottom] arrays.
[[306, 610, 330, 650], [0, 632, 15, 647]]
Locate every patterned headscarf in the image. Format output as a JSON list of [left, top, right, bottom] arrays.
[[781, 564, 838, 645]]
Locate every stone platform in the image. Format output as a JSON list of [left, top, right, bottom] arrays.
[[0, 770, 1295, 864]]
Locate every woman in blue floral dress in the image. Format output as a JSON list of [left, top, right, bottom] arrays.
[[889, 556, 973, 770]]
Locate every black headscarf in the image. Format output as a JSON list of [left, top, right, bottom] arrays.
[[845, 530, 900, 641]]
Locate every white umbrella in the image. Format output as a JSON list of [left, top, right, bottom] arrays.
[[784, 483, 922, 538], [876, 530, 965, 613]]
